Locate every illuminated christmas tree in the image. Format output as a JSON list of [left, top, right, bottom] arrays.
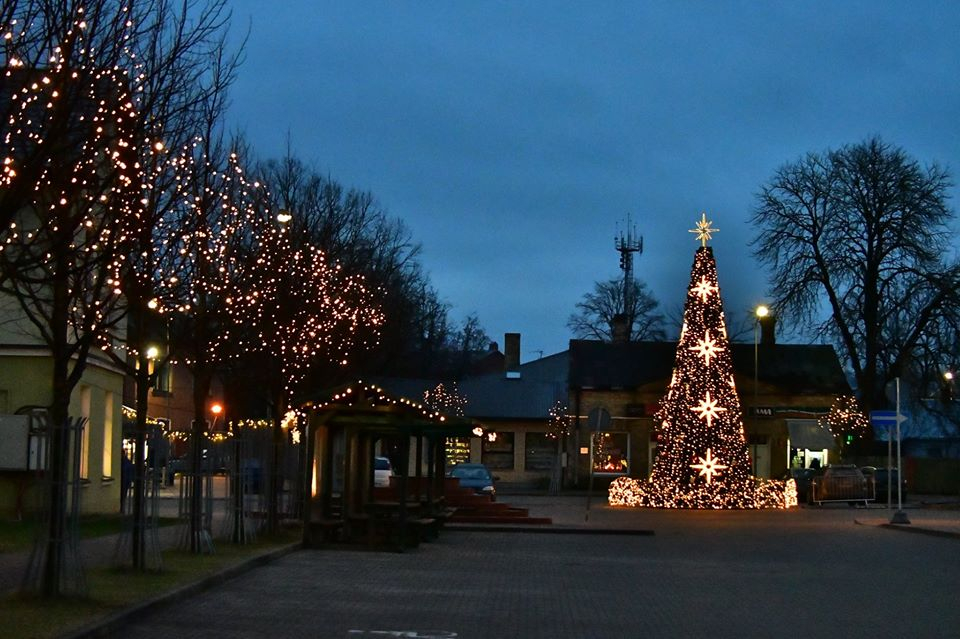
[[609, 214, 792, 509]]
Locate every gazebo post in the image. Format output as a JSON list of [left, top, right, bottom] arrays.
[[397, 434, 410, 549], [301, 420, 313, 545], [414, 433, 424, 504], [425, 436, 435, 508], [344, 427, 359, 518]]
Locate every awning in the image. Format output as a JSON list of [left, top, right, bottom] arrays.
[[787, 420, 836, 450]]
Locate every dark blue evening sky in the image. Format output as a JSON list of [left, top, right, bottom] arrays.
[[226, 1, 960, 361]]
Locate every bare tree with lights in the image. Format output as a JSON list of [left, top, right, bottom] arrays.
[[751, 137, 960, 421], [0, 1, 157, 595], [1, 0, 242, 585], [547, 400, 569, 495], [230, 210, 384, 533], [254, 152, 471, 379], [109, 0, 238, 571], [609, 215, 790, 509], [161, 136, 264, 552], [818, 395, 869, 459]]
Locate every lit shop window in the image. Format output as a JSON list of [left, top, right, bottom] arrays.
[[592, 432, 629, 475], [445, 437, 471, 468]]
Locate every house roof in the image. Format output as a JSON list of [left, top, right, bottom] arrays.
[[371, 351, 571, 422], [301, 380, 480, 438], [569, 339, 850, 395]]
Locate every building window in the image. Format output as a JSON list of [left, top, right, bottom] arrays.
[[153, 360, 172, 394], [102, 391, 114, 478], [592, 431, 629, 475], [445, 437, 471, 468], [524, 432, 555, 471], [482, 432, 514, 470], [79, 385, 91, 479]]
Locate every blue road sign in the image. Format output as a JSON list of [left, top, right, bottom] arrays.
[[870, 410, 907, 426]]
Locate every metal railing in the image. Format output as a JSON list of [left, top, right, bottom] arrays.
[[810, 475, 875, 506]]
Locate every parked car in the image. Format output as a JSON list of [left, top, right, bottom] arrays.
[[810, 464, 871, 506], [164, 451, 225, 486], [374, 456, 393, 488], [448, 463, 498, 500], [860, 466, 908, 503]]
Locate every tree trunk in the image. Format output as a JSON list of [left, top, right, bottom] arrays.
[[190, 367, 212, 552], [132, 348, 149, 568], [266, 390, 286, 534], [41, 256, 72, 597]]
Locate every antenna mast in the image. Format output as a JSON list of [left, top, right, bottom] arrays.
[[615, 214, 643, 334]]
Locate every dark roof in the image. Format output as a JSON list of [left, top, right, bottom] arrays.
[[569, 340, 850, 395], [458, 351, 569, 420], [371, 351, 571, 421]]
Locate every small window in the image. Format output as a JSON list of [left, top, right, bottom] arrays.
[[153, 360, 172, 394], [482, 432, 514, 470], [524, 432, 555, 471], [79, 386, 91, 479]]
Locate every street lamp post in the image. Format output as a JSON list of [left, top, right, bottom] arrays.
[[753, 305, 769, 475]]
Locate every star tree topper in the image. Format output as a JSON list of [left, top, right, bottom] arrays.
[[689, 212, 719, 247]]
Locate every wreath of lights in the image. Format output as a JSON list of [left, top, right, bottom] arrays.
[[609, 215, 792, 509]]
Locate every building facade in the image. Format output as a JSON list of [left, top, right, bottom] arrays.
[[568, 335, 851, 488]]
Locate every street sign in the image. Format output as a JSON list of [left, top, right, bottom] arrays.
[[869, 410, 907, 426]]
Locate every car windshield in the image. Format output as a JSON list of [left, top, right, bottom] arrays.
[[374, 458, 391, 471], [452, 467, 490, 480]]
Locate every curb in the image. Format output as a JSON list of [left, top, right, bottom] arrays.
[[854, 520, 960, 541], [446, 524, 654, 536], [62, 541, 302, 639]]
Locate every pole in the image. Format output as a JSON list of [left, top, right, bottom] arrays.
[[891, 377, 910, 524], [886, 424, 892, 509], [585, 432, 593, 522], [754, 320, 759, 474]]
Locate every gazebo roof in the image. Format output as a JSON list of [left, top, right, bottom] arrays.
[[301, 380, 482, 438]]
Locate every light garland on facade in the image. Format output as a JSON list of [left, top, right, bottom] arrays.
[[609, 215, 792, 509]]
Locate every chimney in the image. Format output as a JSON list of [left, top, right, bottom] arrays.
[[504, 332, 521, 379], [759, 314, 776, 346], [609, 313, 630, 344], [488, 341, 499, 352]]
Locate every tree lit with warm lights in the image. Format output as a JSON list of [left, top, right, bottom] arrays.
[[230, 200, 385, 531], [609, 215, 793, 509], [819, 394, 869, 455]]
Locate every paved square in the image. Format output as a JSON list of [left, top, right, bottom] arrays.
[[119, 505, 960, 639]]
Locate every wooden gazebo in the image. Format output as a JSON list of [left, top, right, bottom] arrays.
[[299, 381, 481, 549]]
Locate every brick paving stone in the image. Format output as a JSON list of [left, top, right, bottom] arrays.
[[118, 505, 960, 639]]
